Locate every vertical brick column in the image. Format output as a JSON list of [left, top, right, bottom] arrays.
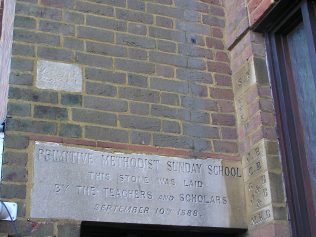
[[225, 0, 290, 236]]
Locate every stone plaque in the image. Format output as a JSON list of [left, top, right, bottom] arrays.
[[36, 60, 82, 92], [30, 142, 246, 228]]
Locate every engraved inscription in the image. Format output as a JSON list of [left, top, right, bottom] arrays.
[[235, 97, 248, 125], [31, 142, 246, 228], [249, 206, 273, 228], [233, 62, 251, 96], [246, 173, 271, 213], [36, 60, 82, 92], [243, 141, 265, 167]]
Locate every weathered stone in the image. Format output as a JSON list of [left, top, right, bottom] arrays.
[[31, 142, 246, 229], [245, 172, 285, 214], [232, 60, 252, 97], [248, 205, 288, 229], [36, 60, 82, 92], [242, 140, 282, 182]]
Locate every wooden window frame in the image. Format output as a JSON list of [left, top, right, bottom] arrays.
[[261, 0, 316, 236]]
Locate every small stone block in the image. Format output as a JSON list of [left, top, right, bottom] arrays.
[[36, 60, 82, 92]]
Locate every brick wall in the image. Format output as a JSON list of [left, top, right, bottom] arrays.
[[248, 0, 276, 26], [6, 0, 236, 156], [0, 0, 15, 123], [1, 0, 240, 235]]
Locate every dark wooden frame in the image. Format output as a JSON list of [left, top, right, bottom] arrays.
[[260, 0, 316, 236]]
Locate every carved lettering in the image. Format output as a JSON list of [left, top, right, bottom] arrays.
[[179, 194, 227, 205], [158, 177, 175, 186], [184, 179, 203, 188], [103, 187, 153, 200], [118, 174, 150, 184], [208, 165, 242, 177], [31, 142, 246, 228], [38, 148, 93, 165], [55, 184, 70, 194], [76, 185, 97, 196], [88, 172, 111, 181], [102, 154, 160, 170], [167, 161, 202, 173], [250, 208, 272, 227]]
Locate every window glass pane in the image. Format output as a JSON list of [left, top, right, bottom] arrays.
[[288, 23, 316, 209]]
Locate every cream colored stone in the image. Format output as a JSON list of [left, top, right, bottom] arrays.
[[235, 95, 248, 125], [36, 60, 82, 92], [245, 172, 271, 213], [245, 172, 285, 214], [30, 142, 247, 229]]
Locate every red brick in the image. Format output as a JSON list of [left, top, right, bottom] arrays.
[[212, 114, 236, 126], [249, 0, 274, 26], [206, 37, 224, 49], [154, 147, 187, 157], [213, 140, 238, 154], [261, 111, 276, 126], [221, 127, 238, 140], [250, 126, 277, 145], [212, 27, 223, 38], [217, 100, 235, 113], [214, 74, 232, 87], [208, 61, 231, 75], [215, 51, 229, 62], [97, 141, 129, 150], [29, 135, 63, 143], [155, 64, 174, 78], [259, 99, 274, 112], [210, 88, 234, 100], [63, 138, 96, 147], [209, 6, 225, 17], [248, 0, 262, 13], [258, 86, 273, 98]]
